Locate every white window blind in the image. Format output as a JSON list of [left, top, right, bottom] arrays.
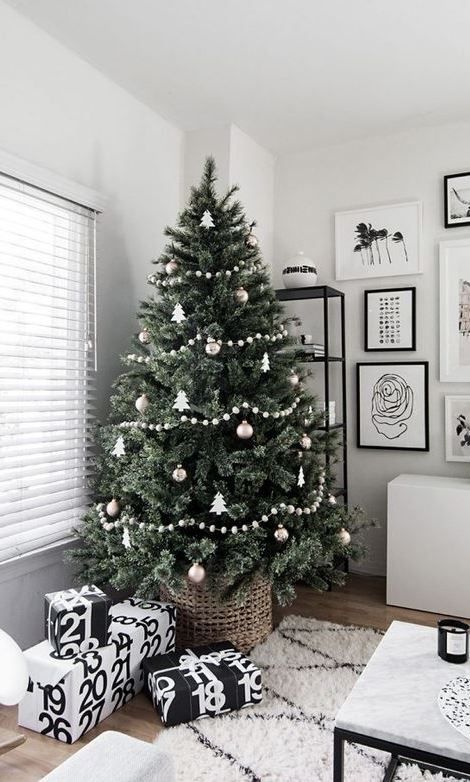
[[0, 172, 97, 564]]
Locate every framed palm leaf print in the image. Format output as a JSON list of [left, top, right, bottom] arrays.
[[335, 201, 422, 281]]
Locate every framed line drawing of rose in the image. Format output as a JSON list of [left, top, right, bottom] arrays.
[[356, 362, 429, 451]]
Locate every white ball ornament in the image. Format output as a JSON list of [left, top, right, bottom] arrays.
[[172, 464, 187, 482], [234, 287, 249, 304], [223, 413, 230, 421], [165, 259, 178, 275], [188, 563, 206, 584], [106, 498, 120, 517], [205, 341, 221, 356], [236, 420, 254, 439], [138, 328, 150, 344], [339, 528, 351, 546], [287, 504, 295, 514], [328, 495, 337, 505], [274, 525, 289, 543], [300, 433, 312, 450]]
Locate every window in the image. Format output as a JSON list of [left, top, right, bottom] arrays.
[[0, 171, 97, 563]]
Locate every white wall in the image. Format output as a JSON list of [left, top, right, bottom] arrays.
[[229, 125, 275, 268], [184, 125, 231, 197], [184, 123, 275, 264], [0, 0, 183, 646], [274, 122, 470, 575]]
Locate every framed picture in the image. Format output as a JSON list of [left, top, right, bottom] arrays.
[[444, 172, 470, 228], [445, 395, 470, 462], [356, 362, 429, 451], [335, 201, 422, 281], [440, 238, 470, 382], [364, 287, 416, 351]]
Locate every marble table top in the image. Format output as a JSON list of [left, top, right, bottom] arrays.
[[335, 620, 470, 763]]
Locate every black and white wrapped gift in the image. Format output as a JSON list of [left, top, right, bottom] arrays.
[[19, 598, 176, 743], [45, 584, 112, 658], [143, 641, 262, 727]]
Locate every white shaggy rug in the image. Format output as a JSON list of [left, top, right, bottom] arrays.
[[155, 616, 461, 781]]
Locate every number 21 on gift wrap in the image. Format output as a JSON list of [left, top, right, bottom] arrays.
[[58, 611, 98, 657]]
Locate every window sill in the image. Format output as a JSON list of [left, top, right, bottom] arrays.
[[0, 538, 78, 585]]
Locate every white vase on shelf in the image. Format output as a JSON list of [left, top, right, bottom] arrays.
[[282, 251, 317, 289]]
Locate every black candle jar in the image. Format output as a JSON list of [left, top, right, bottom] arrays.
[[438, 619, 469, 664]]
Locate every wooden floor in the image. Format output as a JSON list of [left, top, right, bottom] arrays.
[[0, 574, 460, 781]]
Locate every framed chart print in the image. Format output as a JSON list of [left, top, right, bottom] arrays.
[[440, 238, 470, 382], [335, 201, 422, 281], [444, 172, 470, 228], [445, 395, 470, 462], [364, 287, 416, 351], [357, 362, 429, 451]]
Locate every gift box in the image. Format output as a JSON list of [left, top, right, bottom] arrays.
[[143, 641, 262, 726], [19, 598, 176, 743], [45, 584, 112, 658]]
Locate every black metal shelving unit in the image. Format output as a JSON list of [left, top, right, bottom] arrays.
[[276, 285, 348, 506]]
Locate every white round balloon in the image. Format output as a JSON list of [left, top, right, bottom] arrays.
[[0, 629, 29, 705]]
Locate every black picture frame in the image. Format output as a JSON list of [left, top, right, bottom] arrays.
[[364, 287, 416, 351], [356, 361, 429, 451], [444, 172, 470, 228]]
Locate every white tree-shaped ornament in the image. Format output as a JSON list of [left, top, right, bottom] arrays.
[[200, 209, 215, 229], [297, 465, 305, 487], [112, 435, 126, 457], [210, 491, 228, 515], [261, 352, 270, 373], [173, 390, 190, 412], [171, 302, 186, 324], [122, 527, 131, 549]]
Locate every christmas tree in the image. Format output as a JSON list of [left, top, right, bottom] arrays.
[[73, 158, 365, 604]]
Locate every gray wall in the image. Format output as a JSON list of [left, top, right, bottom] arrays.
[[273, 121, 470, 574], [0, 2, 183, 647]]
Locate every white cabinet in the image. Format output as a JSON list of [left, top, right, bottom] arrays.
[[387, 474, 470, 618]]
